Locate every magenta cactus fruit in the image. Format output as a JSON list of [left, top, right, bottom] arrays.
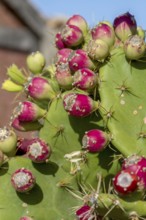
[[113, 12, 137, 42], [113, 169, 139, 194], [61, 24, 84, 47], [87, 39, 109, 62], [55, 63, 73, 89], [123, 35, 145, 60], [72, 68, 97, 91], [122, 155, 146, 187], [27, 138, 51, 163], [13, 101, 46, 123], [82, 129, 109, 152], [55, 48, 73, 65], [55, 32, 66, 49], [68, 49, 95, 72], [66, 14, 88, 35], [0, 127, 17, 156], [26, 51, 46, 74], [25, 76, 56, 100], [75, 205, 91, 220], [11, 168, 36, 192], [91, 21, 115, 47], [63, 93, 98, 117]]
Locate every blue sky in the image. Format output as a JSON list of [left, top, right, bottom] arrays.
[[30, 0, 146, 29]]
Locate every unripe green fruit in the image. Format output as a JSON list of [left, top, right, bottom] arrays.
[[0, 127, 17, 157], [124, 35, 146, 60], [26, 51, 46, 74], [87, 39, 109, 62]]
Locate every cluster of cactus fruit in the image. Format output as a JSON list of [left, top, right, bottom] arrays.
[[1, 11, 146, 220]]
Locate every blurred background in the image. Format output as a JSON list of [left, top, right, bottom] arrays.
[[0, 0, 146, 131]]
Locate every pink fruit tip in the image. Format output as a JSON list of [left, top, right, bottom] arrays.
[[91, 22, 115, 47], [113, 12, 137, 41], [63, 93, 98, 117], [68, 49, 95, 72], [66, 14, 88, 35], [61, 24, 84, 47], [82, 129, 109, 153], [12, 101, 46, 122], [25, 76, 56, 100], [11, 168, 36, 192], [122, 155, 146, 187], [27, 138, 51, 163], [55, 48, 73, 65], [55, 32, 66, 49], [76, 205, 91, 220], [73, 68, 97, 91]]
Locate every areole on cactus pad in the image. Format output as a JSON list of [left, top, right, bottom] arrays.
[[1, 11, 146, 220]]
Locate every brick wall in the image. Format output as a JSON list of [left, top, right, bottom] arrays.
[[0, 2, 30, 135]]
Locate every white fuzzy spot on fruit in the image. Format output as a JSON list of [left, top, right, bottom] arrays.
[[64, 93, 76, 111], [117, 172, 133, 188], [0, 127, 11, 141], [12, 172, 31, 188], [28, 143, 43, 158]]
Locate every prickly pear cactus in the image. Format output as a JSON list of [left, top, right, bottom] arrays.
[[1, 11, 146, 220]]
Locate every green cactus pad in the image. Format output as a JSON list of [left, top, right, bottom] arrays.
[[99, 48, 146, 156], [0, 157, 80, 220]]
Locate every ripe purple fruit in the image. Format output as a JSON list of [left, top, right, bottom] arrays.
[[55, 32, 66, 49], [124, 35, 145, 60], [75, 205, 91, 220], [113, 169, 139, 194], [61, 24, 84, 47], [26, 51, 46, 74], [122, 155, 146, 187], [27, 138, 51, 163], [63, 93, 98, 117], [66, 14, 88, 35], [25, 76, 56, 100], [55, 63, 73, 89], [82, 129, 109, 152], [12, 101, 46, 122], [0, 127, 17, 156], [56, 48, 73, 65], [113, 12, 137, 42], [91, 21, 115, 47], [11, 168, 36, 192], [68, 49, 95, 72], [73, 68, 97, 91]]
